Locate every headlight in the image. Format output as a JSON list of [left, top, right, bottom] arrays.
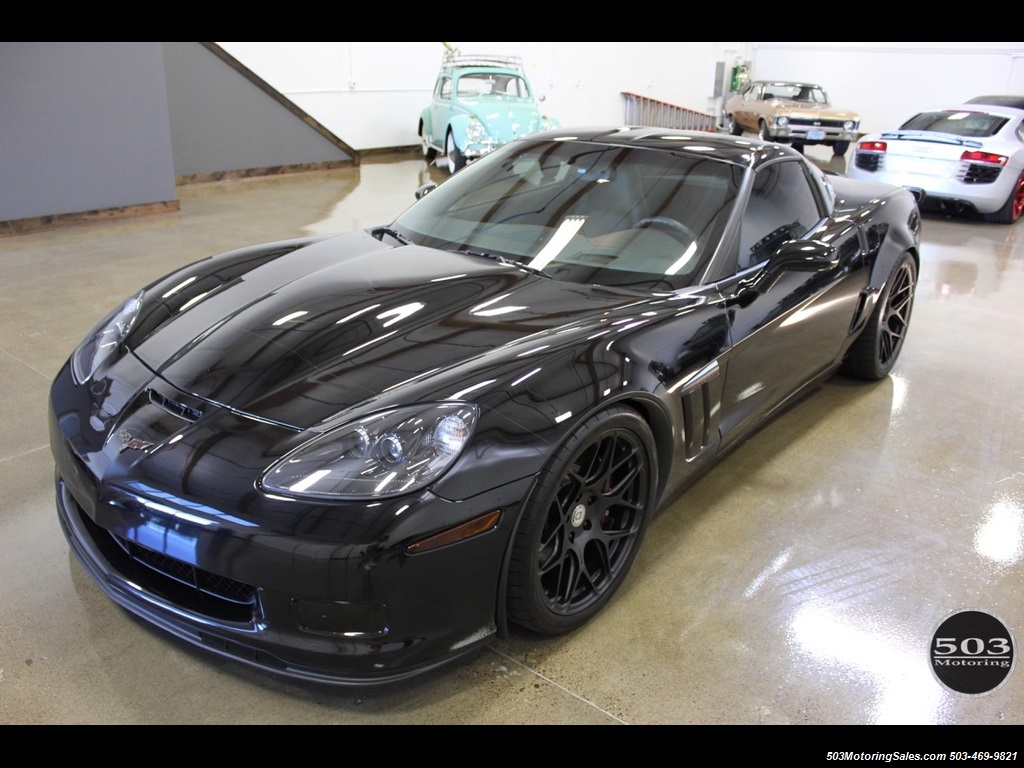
[[776, 116, 789, 128], [844, 120, 858, 131], [71, 291, 144, 384], [466, 119, 486, 143], [261, 403, 479, 500]]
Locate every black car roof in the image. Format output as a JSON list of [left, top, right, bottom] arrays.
[[523, 126, 798, 168], [966, 94, 1024, 110]]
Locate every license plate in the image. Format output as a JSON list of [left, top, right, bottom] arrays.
[[807, 129, 825, 140]]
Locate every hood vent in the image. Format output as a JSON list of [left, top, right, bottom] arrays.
[[148, 388, 203, 423]]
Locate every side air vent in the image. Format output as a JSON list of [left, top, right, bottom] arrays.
[[671, 359, 721, 461]]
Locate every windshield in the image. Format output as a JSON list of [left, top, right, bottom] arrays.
[[766, 84, 828, 103], [455, 71, 531, 99], [393, 139, 741, 291], [899, 110, 1008, 137]]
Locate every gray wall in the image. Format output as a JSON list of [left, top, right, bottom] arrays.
[[0, 42, 355, 226], [0, 42, 177, 222], [162, 42, 353, 178]]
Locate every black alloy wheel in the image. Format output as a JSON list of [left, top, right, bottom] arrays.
[[843, 251, 917, 379], [506, 405, 657, 635]]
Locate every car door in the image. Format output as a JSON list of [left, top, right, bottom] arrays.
[[737, 83, 765, 131], [429, 74, 455, 146], [715, 158, 870, 450]]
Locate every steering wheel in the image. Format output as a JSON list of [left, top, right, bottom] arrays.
[[635, 217, 697, 243]]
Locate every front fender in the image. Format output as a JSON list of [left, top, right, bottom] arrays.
[[865, 189, 922, 286], [444, 113, 474, 149]]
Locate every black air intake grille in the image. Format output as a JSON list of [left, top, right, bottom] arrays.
[[854, 153, 883, 172], [958, 163, 1002, 184], [113, 534, 257, 605]]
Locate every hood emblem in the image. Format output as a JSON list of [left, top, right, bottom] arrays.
[[115, 428, 154, 454]]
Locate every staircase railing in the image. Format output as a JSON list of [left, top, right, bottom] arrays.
[[622, 92, 719, 132]]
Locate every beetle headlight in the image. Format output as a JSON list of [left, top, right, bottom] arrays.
[[71, 291, 144, 384], [466, 119, 486, 143], [261, 403, 479, 500]]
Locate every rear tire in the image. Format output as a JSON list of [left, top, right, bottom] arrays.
[[727, 115, 742, 136], [983, 168, 1024, 224], [506, 405, 657, 635], [843, 252, 917, 380]]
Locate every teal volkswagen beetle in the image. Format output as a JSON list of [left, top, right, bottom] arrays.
[[419, 50, 560, 174]]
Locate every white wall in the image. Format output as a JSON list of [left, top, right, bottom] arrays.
[[217, 41, 1024, 150], [750, 42, 1024, 134]]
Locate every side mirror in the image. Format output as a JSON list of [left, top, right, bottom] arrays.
[[736, 239, 838, 300], [415, 183, 437, 200], [764, 239, 839, 275]]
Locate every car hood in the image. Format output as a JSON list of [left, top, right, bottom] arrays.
[[132, 231, 647, 430], [770, 100, 858, 121], [458, 97, 546, 135]]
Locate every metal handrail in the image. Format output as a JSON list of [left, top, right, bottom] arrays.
[[622, 92, 719, 132]]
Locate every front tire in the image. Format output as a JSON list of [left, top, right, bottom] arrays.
[[507, 405, 657, 635], [445, 131, 466, 174], [758, 120, 772, 142], [833, 140, 850, 156], [983, 168, 1024, 224], [843, 252, 917, 380]]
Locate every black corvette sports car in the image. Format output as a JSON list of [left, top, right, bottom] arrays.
[[50, 127, 921, 686]]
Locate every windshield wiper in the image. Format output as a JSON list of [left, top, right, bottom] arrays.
[[459, 248, 552, 279], [371, 226, 410, 245]]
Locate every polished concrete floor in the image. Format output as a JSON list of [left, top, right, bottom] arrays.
[[1, 148, 1022, 725]]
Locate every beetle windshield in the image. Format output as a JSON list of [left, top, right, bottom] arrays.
[[394, 139, 742, 290]]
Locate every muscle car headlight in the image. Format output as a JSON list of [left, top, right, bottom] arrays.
[[261, 403, 480, 500], [71, 291, 144, 384], [776, 116, 789, 128], [466, 119, 486, 142], [844, 120, 858, 131]]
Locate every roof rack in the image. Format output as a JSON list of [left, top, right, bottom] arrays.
[[440, 53, 525, 72]]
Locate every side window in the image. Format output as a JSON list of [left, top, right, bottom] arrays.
[[439, 76, 453, 100], [738, 161, 823, 270]]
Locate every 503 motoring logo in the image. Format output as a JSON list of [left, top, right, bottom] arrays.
[[930, 609, 1016, 695]]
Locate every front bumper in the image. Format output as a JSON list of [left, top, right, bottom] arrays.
[[49, 360, 531, 686], [771, 122, 858, 144]]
